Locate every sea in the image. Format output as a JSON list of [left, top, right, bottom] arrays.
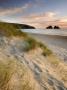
[[21, 29, 67, 61]]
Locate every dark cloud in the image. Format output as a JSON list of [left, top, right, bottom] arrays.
[[0, 0, 31, 8]]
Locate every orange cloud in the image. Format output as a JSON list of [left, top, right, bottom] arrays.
[[1, 8, 67, 29], [20, 12, 57, 23], [18, 12, 67, 29], [18, 12, 57, 28], [0, 0, 67, 29], [59, 17, 67, 23]]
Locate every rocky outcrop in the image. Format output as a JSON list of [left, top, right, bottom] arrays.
[[46, 26, 60, 29], [54, 26, 60, 29], [46, 26, 53, 29]]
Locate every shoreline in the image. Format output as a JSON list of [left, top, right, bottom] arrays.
[[22, 29, 67, 37], [28, 33, 67, 62]]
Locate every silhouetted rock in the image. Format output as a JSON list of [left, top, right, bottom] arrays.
[[46, 25, 60, 29], [46, 26, 53, 29], [54, 26, 60, 29]]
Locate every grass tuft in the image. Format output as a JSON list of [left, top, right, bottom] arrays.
[[0, 22, 27, 37], [0, 22, 52, 55], [38, 42, 52, 56], [0, 60, 32, 90], [24, 37, 37, 51]]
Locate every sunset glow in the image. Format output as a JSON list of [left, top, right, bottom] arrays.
[[0, 0, 67, 29]]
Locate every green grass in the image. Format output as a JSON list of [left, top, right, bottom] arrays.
[[0, 22, 27, 37], [37, 42, 52, 56], [23, 37, 52, 56], [42, 49, 52, 56], [0, 22, 52, 56], [24, 37, 37, 51]]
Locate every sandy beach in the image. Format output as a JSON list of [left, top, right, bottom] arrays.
[[30, 34, 67, 61], [22, 29, 67, 61]]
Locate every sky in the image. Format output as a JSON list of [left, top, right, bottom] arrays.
[[0, 0, 67, 29]]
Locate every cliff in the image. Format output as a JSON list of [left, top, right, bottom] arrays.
[[0, 22, 35, 29]]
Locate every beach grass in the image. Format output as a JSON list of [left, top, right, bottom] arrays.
[[0, 59, 32, 90], [0, 22, 27, 37], [0, 22, 52, 56]]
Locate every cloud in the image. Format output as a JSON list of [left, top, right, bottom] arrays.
[[0, 3, 30, 16], [18, 12, 67, 29], [20, 12, 57, 23], [55, 17, 67, 29], [34, 0, 45, 6], [1, 7, 67, 29], [58, 17, 67, 23]]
